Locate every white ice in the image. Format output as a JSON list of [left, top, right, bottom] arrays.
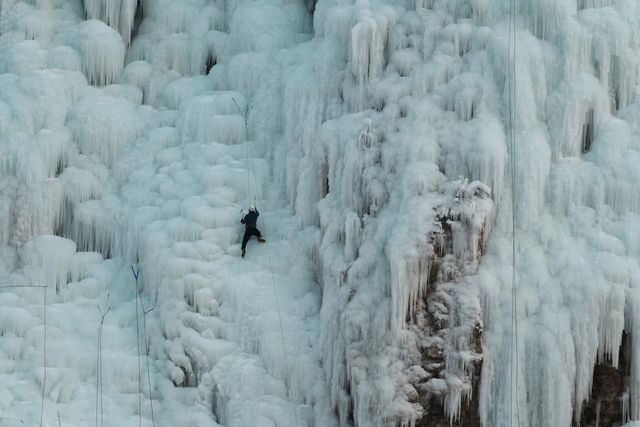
[[2, 0, 640, 426]]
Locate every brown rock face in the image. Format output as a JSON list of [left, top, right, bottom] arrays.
[[415, 334, 482, 427], [407, 184, 490, 426], [575, 333, 629, 427]]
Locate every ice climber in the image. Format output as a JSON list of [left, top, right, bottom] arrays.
[[240, 206, 265, 258]]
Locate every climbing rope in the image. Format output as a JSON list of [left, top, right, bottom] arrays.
[[140, 300, 156, 427], [507, 0, 521, 426], [236, 100, 301, 426], [249, 168, 301, 426], [133, 269, 143, 427], [96, 296, 111, 427], [131, 266, 156, 427], [232, 98, 255, 206]]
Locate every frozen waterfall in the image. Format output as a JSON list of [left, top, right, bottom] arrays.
[[1, 0, 640, 426]]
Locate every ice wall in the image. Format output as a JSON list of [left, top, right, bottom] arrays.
[[278, 0, 640, 424], [2, 0, 640, 425], [83, 0, 137, 45], [0, 0, 326, 425], [474, 1, 640, 426], [268, 0, 505, 423]]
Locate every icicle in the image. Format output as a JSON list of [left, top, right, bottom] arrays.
[[0, 0, 21, 20], [546, 75, 609, 158], [73, 198, 120, 258], [319, 5, 355, 55], [21, 235, 76, 291], [58, 166, 105, 208], [445, 73, 484, 121], [0, 191, 12, 245], [598, 286, 625, 367], [164, 217, 204, 243], [32, 129, 72, 178], [120, 60, 153, 95], [83, 0, 138, 45], [179, 93, 246, 145], [349, 2, 398, 107], [161, 75, 211, 110], [7, 5, 54, 41], [153, 33, 197, 75], [389, 240, 433, 331], [344, 211, 361, 262], [0, 39, 47, 75], [444, 180, 493, 265], [627, 291, 640, 420], [470, 0, 489, 25], [522, 0, 576, 42], [8, 178, 64, 247], [444, 374, 466, 424], [67, 95, 142, 166], [69, 20, 125, 86], [622, 390, 630, 424], [577, 0, 616, 10], [282, 63, 325, 222], [350, 15, 375, 85]]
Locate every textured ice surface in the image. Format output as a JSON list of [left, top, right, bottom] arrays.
[[1, 0, 640, 426]]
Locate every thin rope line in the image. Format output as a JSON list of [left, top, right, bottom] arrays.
[[507, 1, 521, 427], [134, 275, 142, 427], [39, 286, 47, 427], [263, 233, 300, 425], [96, 323, 100, 427], [132, 267, 156, 427], [232, 92, 299, 424], [0, 284, 48, 288], [232, 98, 253, 202], [244, 124, 301, 426], [245, 122, 251, 200], [0, 416, 24, 424], [100, 323, 104, 427], [141, 304, 156, 427], [96, 297, 110, 427]]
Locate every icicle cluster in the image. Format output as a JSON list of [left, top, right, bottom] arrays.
[[1, 0, 640, 425], [69, 20, 126, 86], [83, 0, 138, 45]]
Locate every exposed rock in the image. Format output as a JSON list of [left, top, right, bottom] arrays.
[[576, 333, 629, 427], [408, 180, 491, 425]]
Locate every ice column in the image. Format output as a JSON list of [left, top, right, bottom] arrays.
[[21, 235, 76, 291], [349, 1, 398, 108], [67, 95, 142, 166], [69, 20, 125, 85], [83, 0, 138, 45]]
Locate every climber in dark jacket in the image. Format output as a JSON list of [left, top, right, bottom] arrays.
[[240, 206, 265, 258]]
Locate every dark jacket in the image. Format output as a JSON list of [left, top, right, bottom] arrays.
[[241, 210, 259, 227]]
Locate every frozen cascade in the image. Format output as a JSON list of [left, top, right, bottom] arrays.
[[69, 20, 126, 86], [0, 0, 326, 425], [82, 0, 137, 45], [303, 0, 640, 425], [1, 0, 640, 426], [66, 94, 142, 166], [21, 235, 76, 291]]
